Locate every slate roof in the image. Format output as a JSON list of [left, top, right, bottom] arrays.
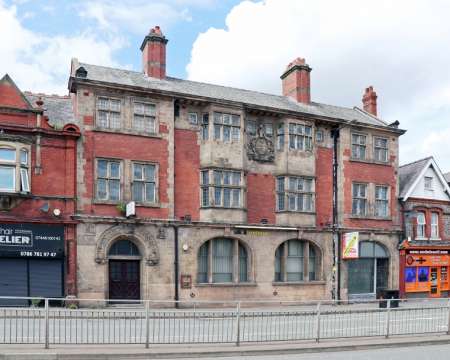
[[399, 157, 433, 199], [444, 172, 450, 184], [73, 62, 396, 129], [24, 92, 76, 128]]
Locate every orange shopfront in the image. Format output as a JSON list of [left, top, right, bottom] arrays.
[[400, 248, 450, 298]]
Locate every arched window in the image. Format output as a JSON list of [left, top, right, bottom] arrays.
[[274, 240, 320, 282], [197, 238, 249, 283], [416, 212, 426, 238], [108, 239, 140, 256]]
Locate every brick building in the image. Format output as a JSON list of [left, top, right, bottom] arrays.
[[0, 74, 79, 304], [64, 26, 406, 303], [399, 157, 450, 298]]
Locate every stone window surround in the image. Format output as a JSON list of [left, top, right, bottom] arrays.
[[199, 107, 243, 143], [196, 237, 253, 285], [276, 175, 315, 213], [93, 157, 160, 207], [93, 94, 161, 137], [288, 121, 313, 152], [200, 167, 246, 210], [0, 141, 31, 194], [350, 182, 391, 220], [273, 239, 323, 284], [350, 131, 392, 165], [409, 206, 444, 240]]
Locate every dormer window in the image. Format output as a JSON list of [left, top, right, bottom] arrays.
[[0, 146, 30, 193], [424, 176, 433, 191]]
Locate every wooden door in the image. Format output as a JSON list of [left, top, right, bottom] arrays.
[[109, 260, 140, 300]]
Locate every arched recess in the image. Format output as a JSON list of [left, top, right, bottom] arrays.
[[274, 239, 322, 282], [197, 237, 252, 284], [95, 224, 159, 266]]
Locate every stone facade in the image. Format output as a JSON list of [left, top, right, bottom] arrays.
[[68, 27, 405, 304]]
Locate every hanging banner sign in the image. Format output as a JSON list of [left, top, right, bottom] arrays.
[[342, 232, 359, 259]]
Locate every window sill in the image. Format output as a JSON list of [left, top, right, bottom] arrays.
[[276, 210, 316, 215], [200, 206, 247, 211], [272, 281, 325, 286], [93, 127, 162, 138], [349, 158, 391, 166], [135, 202, 161, 208], [93, 200, 121, 206], [349, 215, 392, 221], [196, 282, 257, 287], [429, 238, 442, 241]]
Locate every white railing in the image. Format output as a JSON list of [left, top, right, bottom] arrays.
[[0, 296, 449, 348]]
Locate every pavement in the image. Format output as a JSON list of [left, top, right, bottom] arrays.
[[1, 334, 450, 359]]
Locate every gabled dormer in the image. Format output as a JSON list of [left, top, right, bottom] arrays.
[[399, 156, 450, 202], [0, 74, 33, 110]]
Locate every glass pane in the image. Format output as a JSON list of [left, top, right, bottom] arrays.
[[223, 188, 231, 207], [376, 259, 389, 292], [144, 104, 156, 116], [214, 187, 222, 205], [360, 241, 374, 258], [109, 240, 140, 256], [231, 127, 240, 141], [202, 187, 209, 206], [247, 120, 256, 136], [289, 177, 297, 191], [0, 166, 15, 191], [201, 170, 209, 185], [213, 112, 222, 124], [223, 126, 231, 142], [20, 168, 30, 192], [132, 182, 143, 202], [145, 182, 155, 203], [96, 179, 107, 200], [198, 242, 209, 283], [97, 97, 109, 110], [134, 102, 144, 115], [109, 180, 120, 201], [374, 243, 388, 258], [222, 114, 231, 125], [109, 162, 120, 178], [348, 259, 374, 294], [212, 239, 233, 283], [288, 240, 303, 256], [0, 148, 15, 162], [97, 111, 108, 127], [144, 165, 155, 181], [239, 244, 247, 282], [133, 164, 143, 180], [275, 246, 282, 281], [232, 172, 240, 185], [110, 99, 121, 112], [223, 171, 231, 185], [109, 112, 121, 129], [20, 149, 28, 165], [277, 177, 285, 192], [213, 171, 222, 185], [309, 246, 316, 280], [231, 115, 240, 126], [232, 189, 240, 207], [214, 124, 221, 140]]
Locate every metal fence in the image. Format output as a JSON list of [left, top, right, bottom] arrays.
[[0, 297, 449, 348]]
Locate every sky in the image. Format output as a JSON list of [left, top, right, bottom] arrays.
[[1, 0, 450, 169]]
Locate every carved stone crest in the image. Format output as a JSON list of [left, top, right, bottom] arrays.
[[247, 124, 275, 162]]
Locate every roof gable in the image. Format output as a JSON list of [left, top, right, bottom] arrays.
[[399, 157, 450, 201], [0, 74, 33, 110]]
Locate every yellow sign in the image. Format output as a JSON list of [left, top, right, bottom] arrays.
[[342, 232, 359, 259]]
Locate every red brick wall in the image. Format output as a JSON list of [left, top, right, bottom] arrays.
[[316, 147, 333, 228], [174, 129, 200, 220], [343, 150, 398, 229], [81, 131, 170, 219], [247, 173, 276, 224]]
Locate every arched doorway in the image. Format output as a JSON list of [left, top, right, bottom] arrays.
[[108, 239, 141, 300], [348, 241, 389, 298]]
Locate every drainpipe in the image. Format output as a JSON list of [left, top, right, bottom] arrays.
[[173, 224, 180, 308], [331, 127, 341, 301]]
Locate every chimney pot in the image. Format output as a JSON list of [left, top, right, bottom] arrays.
[[281, 57, 312, 104]]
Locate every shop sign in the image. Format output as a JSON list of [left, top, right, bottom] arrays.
[[342, 232, 359, 259], [408, 250, 449, 255], [406, 254, 449, 267], [0, 223, 64, 259]]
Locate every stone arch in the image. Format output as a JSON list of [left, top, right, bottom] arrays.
[[95, 224, 159, 266]]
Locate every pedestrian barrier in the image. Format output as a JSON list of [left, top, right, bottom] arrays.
[[0, 296, 449, 348]]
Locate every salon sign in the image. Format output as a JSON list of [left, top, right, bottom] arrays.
[[342, 232, 359, 259]]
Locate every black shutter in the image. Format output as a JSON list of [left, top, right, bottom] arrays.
[[29, 260, 63, 298], [0, 259, 28, 306]]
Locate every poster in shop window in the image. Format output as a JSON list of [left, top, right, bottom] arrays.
[[342, 232, 359, 259]]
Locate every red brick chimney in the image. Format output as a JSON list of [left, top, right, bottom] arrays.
[[140, 26, 168, 79], [280, 57, 312, 104], [362, 86, 377, 116]]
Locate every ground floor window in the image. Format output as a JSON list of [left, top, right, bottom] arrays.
[[274, 240, 321, 282], [348, 241, 389, 295], [197, 238, 249, 283]]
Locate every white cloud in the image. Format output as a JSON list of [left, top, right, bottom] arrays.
[[77, 0, 218, 34], [186, 0, 450, 169], [0, 2, 121, 94]]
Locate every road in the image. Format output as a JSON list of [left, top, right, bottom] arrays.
[[172, 343, 450, 360]]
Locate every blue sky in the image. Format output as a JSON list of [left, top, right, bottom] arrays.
[[1, 0, 450, 169]]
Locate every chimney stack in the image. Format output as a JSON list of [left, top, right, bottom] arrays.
[[362, 86, 377, 116], [280, 57, 312, 104], [140, 26, 168, 79]]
